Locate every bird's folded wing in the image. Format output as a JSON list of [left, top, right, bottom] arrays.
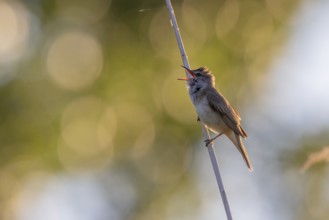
[[206, 88, 248, 138]]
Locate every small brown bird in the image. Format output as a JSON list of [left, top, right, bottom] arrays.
[[178, 66, 253, 171]]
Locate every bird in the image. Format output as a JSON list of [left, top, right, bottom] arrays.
[[178, 66, 253, 171]]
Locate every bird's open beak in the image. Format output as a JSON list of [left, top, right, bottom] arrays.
[[178, 66, 195, 80]]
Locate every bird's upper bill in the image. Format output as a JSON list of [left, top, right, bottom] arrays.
[[178, 66, 195, 81]]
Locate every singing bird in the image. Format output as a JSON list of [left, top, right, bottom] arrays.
[[178, 66, 253, 171]]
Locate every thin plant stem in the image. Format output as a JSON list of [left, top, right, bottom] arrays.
[[165, 0, 233, 219]]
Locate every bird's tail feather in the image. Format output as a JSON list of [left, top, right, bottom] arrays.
[[227, 132, 253, 171]]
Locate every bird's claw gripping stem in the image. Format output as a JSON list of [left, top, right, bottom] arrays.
[[204, 139, 213, 147], [204, 132, 223, 147]]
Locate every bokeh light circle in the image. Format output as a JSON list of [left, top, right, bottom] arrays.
[[46, 31, 103, 91], [161, 71, 195, 124], [0, 1, 29, 63], [216, 0, 240, 38], [58, 96, 116, 170]]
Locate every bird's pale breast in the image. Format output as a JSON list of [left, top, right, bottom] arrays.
[[194, 96, 229, 134]]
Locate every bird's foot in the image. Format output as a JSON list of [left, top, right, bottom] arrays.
[[204, 139, 213, 147], [204, 133, 223, 147]]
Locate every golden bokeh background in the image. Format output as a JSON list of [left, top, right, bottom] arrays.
[[0, 0, 329, 219]]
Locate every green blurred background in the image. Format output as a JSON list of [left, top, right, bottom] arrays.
[[1, 0, 329, 219]]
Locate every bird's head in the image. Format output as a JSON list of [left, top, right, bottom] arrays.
[[178, 66, 215, 87]]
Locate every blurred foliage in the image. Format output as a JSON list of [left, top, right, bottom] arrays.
[[4, 0, 329, 220]]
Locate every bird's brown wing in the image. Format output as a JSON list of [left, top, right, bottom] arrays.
[[206, 87, 248, 138]]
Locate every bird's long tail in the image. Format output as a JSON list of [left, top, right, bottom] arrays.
[[227, 132, 253, 171]]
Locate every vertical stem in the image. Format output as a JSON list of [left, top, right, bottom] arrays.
[[165, 1, 233, 219], [203, 127, 232, 219], [165, 0, 190, 70]]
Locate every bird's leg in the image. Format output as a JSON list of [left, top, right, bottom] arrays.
[[205, 132, 223, 147], [197, 116, 200, 122]]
